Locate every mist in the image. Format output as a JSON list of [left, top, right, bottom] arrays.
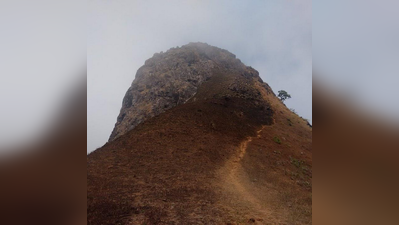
[[88, 0, 312, 153]]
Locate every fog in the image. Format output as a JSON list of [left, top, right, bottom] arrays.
[[88, 0, 312, 153]]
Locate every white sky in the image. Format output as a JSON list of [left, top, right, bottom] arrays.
[[313, 0, 399, 122], [1, 1, 396, 155], [88, 0, 312, 153], [0, 0, 85, 153]]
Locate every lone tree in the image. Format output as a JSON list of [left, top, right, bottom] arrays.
[[278, 90, 291, 102]]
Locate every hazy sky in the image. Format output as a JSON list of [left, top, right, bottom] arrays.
[[1, 1, 397, 155], [314, 0, 399, 121], [88, 0, 312, 152], [0, 0, 84, 154]]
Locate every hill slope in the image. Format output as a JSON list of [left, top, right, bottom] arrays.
[[88, 43, 312, 224]]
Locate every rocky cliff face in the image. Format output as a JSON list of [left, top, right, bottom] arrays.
[[109, 42, 274, 141]]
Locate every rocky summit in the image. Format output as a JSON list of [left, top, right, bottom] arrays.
[[88, 42, 312, 224], [109, 42, 274, 141]]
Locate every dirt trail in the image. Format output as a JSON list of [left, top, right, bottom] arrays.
[[235, 127, 264, 163], [218, 126, 281, 223]]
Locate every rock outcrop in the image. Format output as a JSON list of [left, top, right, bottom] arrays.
[[109, 42, 273, 141]]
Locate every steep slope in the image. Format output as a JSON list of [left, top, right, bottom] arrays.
[[88, 43, 312, 224]]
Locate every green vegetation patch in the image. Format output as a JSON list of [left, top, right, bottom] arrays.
[[273, 136, 282, 144]]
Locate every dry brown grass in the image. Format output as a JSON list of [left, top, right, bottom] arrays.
[[88, 69, 312, 224]]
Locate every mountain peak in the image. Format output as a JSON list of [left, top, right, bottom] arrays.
[[89, 44, 312, 224], [109, 43, 274, 141]]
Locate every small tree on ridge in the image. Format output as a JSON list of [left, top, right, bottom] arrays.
[[278, 90, 291, 102]]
